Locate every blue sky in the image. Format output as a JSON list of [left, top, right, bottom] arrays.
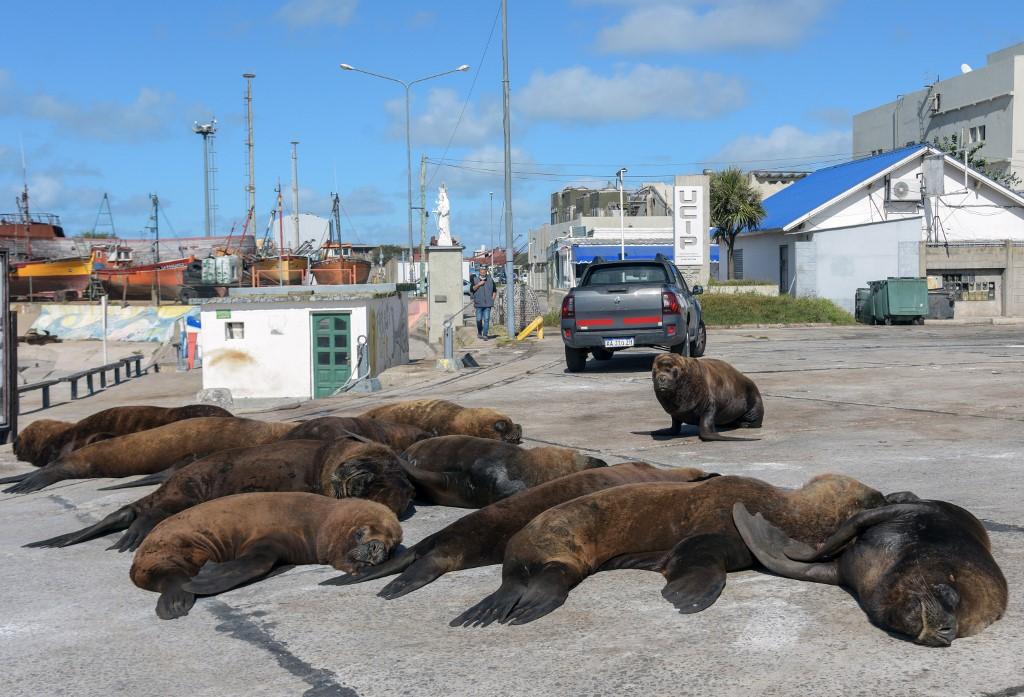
[[2, 1, 1022, 252]]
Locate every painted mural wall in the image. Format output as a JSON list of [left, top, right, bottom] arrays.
[[31, 305, 198, 342], [366, 294, 409, 377]]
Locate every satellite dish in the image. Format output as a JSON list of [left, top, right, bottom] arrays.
[[961, 63, 973, 74]]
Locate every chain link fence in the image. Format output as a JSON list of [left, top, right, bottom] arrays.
[[494, 281, 544, 333]]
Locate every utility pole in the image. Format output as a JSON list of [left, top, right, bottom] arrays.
[[243, 74, 256, 238], [193, 119, 217, 237], [290, 141, 301, 251], [501, 0, 515, 338], [489, 192, 494, 252], [419, 154, 427, 289], [150, 194, 161, 306], [617, 168, 627, 260]]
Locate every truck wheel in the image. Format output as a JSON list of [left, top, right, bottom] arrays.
[[592, 348, 613, 361], [884, 316, 893, 326], [565, 346, 588, 372], [690, 320, 707, 357]]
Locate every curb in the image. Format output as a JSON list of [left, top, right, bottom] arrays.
[[708, 322, 839, 329]]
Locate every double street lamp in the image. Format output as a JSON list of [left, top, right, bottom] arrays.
[[339, 62, 469, 283]]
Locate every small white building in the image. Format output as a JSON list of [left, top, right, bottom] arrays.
[[200, 287, 409, 400], [732, 144, 1024, 317]]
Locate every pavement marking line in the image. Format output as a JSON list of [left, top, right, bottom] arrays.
[[206, 600, 358, 697], [762, 393, 1024, 423], [982, 520, 1024, 535]]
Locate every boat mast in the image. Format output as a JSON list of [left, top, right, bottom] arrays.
[[290, 141, 301, 251], [331, 193, 342, 245], [243, 73, 256, 242], [150, 193, 161, 306], [276, 180, 285, 287], [19, 141, 33, 297]]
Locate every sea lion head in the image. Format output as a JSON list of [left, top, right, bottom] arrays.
[[321, 441, 416, 517], [652, 354, 702, 407], [877, 571, 961, 647], [573, 452, 608, 470], [454, 408, 523, 443], [327, 500, 404, 573], [13, 419, 73, 467]]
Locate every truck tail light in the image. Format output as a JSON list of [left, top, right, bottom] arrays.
[[561, 294, 575, 319], [662, 291, 680, 315]]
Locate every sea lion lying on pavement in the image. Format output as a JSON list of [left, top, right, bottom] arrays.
[[733, 496, 1008, 646], [361, 399, 523, 443], [400, 435, 607, 508], [325, 462, 716, 597], [130, 492, 402, 619], [11, 404, 233, 468], [451, 474, 884, 626], [2, 417, 297, 494], [651, 355, 764, 441], [26, 437, 414, 551], [284, 416, 429, 451]]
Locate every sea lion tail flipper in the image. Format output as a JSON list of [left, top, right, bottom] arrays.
[[97, 470, 175, 490], [2, 467, 66, 494], [181, 553, 278, 595], [320, 547, 418, 587], [450, 581, 527, 628], [784, 503, 931, 562], [24, 506, 136, 548], [698, 413, 760, 442], [108, 515, 160, 553], [378, 554, 449, 599], [732, 503, 839, 584], [0, 472, 31, 484]]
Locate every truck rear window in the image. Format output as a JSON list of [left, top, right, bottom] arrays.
[[584, 265, 668, 285]]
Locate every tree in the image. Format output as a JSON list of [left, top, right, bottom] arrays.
[[710, 167, 765, 280], [932, 134, 1022, 190]]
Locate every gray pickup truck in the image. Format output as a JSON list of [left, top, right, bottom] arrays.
[[559, 256, 706, 372]]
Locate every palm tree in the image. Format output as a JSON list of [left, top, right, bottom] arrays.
[[710, 168, 765, 280]]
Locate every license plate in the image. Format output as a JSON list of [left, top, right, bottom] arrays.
[[604, 337, 634, 348]]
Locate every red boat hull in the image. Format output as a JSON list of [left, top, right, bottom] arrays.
[[310, 259, 371, 285]]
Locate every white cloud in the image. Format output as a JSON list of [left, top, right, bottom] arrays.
[[388, 89, 502, 147], [276, 0, 357, 28], [710, 125, 852, 169], [598, 0, 832, 53], [343, 185, 397, 216], [516, 64, 745, 122]]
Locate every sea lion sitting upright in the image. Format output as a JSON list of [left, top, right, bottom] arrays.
[[733, 497, 1008, 646], [2, 417, 297, 494], [400, 435, 607, 508], [362, 399, 523, 443], [284, 416, 429, 451], [451, 474, 884, 627], [10, 404, 233, 469], [651, 355, 764, 441], [130, 492, 402, 619], [26, 437, 414, 551], [324, 462, 716, 597]]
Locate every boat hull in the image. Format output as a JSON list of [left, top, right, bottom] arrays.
[[9, 257, 93, 299], [252, 257, 309, 286], [310, 258, 371, 285], [95, 258, 193, 301]]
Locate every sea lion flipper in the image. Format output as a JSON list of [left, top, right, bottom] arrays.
[[181, 553, 278, 596], [450, 581, 526, 628], [732, 503, 839, 584], [156, 583, 195, 620], [598, 551, 666, 572], [659, 533, 749, 613], [0, 472, 31, 484], [662, 563, 727, 614], [784, 503, 931, 562], [502, 563, 575, 625], [108, 515, 159, 553], [24, 506, 135, 548], [2, 467, 66, 494], [320, 548, 417, 587], [378, 555, 447, 599], [97, 469, 174, 490]]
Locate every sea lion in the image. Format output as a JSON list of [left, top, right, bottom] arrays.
[[26, 437, 414, 551], [451, 474, 884, 627], [651, 355, 764, 441], [400, 435, 607, 508], [324, 462, 716, 597], [733, 497, 1008, 646], [10, 404, 233, 468], [284, 416, 429, 451], [130, 492, 402, 619], [361, 399, 523, 443], [2, 417, 297, 494]]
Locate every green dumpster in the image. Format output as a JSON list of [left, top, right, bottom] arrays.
[[854, 287, 871, 324], [867, 277, 927, 325]]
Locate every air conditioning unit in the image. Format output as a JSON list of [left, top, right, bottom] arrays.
[[888, 175, 922, 202]]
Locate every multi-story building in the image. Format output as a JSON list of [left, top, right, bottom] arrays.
[[853, 42, 1024, 184]]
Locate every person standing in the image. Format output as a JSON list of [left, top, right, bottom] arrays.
[[471, 266, 497, 340]]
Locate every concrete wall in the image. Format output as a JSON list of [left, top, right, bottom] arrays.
[[30, 304, 197, 342], [923, 241, 1024, 317], [427, 246, 466, 344]]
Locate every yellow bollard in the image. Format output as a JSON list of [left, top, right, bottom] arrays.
[[516, 316, 544, 341]]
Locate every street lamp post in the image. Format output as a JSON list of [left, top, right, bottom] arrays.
[[616, 168, 627, 261], [339, 62, 469, 283]]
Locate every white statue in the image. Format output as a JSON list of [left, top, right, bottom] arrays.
[[435, 183, 453, 246]]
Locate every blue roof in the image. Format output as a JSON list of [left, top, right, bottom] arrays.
[[754, 145, 925, 232]]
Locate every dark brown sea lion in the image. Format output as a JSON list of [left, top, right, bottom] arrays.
[[10, 404, 233, 468], [451, 474, 884, 626], [400, 435, 607, 508], [130, 493, 402, 619], [284, 416, 429, 451], [361, 399, 523, 443], [2, 417, 297, 494], [324, 462, 716, 597], [733, 497, 1008, 646], [651, 355, 764, 441], [26, 437, 414, 551]]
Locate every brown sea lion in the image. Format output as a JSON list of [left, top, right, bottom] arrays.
[[26, 437, 414, 551], [284, 416, 429, 451], [324, 462, 716, 597], [2, 417, 297, 494], [733, 497, 1008, 646], [451, 474, 884, 626], [400, 435, 607, 508], [651, 355, 764, 441], [130, 492, 402, 619], [10, 404, 233, 469], [361, 399, 522, 443]]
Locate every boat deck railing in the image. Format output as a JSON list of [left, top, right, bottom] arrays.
[[0, 212, 62, 226]]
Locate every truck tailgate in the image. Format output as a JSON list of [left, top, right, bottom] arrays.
[[573, 285, 664, 330]]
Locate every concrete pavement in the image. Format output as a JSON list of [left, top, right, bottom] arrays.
[[1, 325, 1022, 696]]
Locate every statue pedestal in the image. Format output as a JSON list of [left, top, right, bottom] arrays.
[[427, 245, 465, 344]]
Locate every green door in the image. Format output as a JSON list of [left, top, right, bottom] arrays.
[[311, 313, 352, 397]]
